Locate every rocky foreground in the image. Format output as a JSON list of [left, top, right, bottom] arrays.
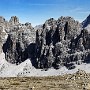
[[0, 70, 89, 90]]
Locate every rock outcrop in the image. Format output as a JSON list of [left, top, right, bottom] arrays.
[[3, 16, 36, 64], [0, 17, 8, 53], [82, 14, 90, 28], [82, 14, 90, 33], [9, 16, 19, 26], [35, 16, 90, 69], [0, 15, 90, 70]]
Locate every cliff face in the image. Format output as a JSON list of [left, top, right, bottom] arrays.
[[35, 17, 82, 69], [0, 15, 90, 70], [2, 16, 36, 64], [0, 17, 8, 53], [35, 16, 90, 69]]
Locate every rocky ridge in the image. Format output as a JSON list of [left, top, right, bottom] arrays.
[[0, 15, 90, 70], [35, 16, 90, 69]]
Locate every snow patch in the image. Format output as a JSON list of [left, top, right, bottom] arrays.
[[85, 24, 90, 33]]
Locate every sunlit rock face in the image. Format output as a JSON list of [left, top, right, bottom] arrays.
[[9, 16, 19, 26], [0, 16, 8, 53]]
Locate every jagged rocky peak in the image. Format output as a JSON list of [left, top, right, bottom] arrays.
[[2, 15, 90, 70], [3, 20, 36, 64], [25, 22, 32, 28], [0, 16, 8, 53], [43, 18, 57, 30], [82, 14, 90, 28], [9, 16, 19, 26], [0, 16, 5, 23], [0, 26, 7, 53], [57, 16, 82, 40], [82, 14, 90, 33], [0, 16, 9, 30], [0, 16, 36, 64], [45, 18, 56, 26], [36, 16, 82, 46], [35, 16, 84, 69]]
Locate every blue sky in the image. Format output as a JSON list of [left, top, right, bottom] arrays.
[[0, 0, 90, 26]]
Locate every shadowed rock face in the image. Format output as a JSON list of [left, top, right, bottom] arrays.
[[1, 15, 90, 70], [82, 14, 90, 28]]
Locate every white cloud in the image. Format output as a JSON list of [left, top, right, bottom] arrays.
[[69, 7, 82, 12], [78, 11, 90, 14], [69, 7, 90, 14], [28, 3, 60, 6]]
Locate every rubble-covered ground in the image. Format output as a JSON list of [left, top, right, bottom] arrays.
[[0, 70, 89, 90], [0, 52, 90, 77]]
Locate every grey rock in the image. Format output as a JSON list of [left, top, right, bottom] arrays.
[[35, 16, 83, 69], [3, 21, 36, 64], [0, 15, 90, 70], [9, 16, 19, 26]]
